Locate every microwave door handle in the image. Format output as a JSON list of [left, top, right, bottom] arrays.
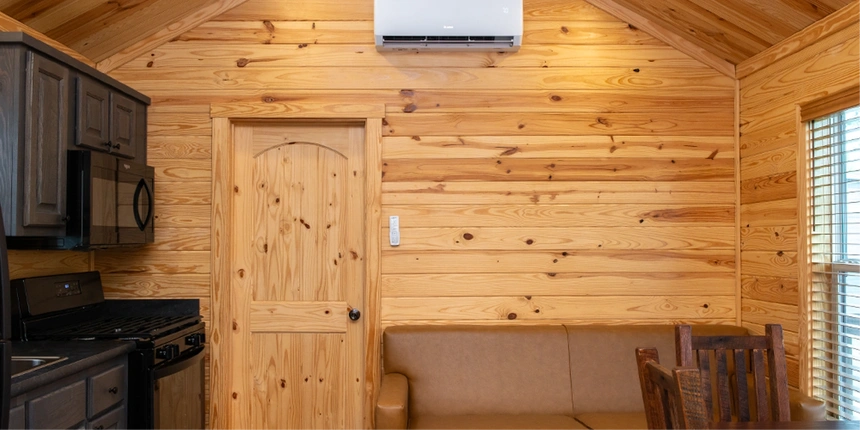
[[133, 178, 153, 231]]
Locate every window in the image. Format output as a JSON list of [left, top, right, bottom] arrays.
[[809, 103, 860, 420]]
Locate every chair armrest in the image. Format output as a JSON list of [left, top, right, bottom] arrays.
[[376, 373, 409, 429], [789, 389, 826, 422]]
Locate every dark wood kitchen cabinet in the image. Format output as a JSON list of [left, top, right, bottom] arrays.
[[10, 355, 128, 429], [77, 74, 145, 160], [0, 45, 73, 241], [0, 32, 150, 246]]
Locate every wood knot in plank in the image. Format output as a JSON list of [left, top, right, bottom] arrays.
[[263, 20, 275, 32], [403, 103, 417, 113], [232, 321, 238, 330], [236, 58, 250, 67], [232, 392, 238, 399], [507, 313, 517, 320], [499, 147, 519, 156], [560, 26, 569, 34], [400, 89, 415, 96], [280, 379, 286, 388], [550, 95, 562, 102], [411, 136, 421, 141], [463, 233, 474, 240]]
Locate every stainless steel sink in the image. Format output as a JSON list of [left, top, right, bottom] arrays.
[[10, 356, 67, 377]]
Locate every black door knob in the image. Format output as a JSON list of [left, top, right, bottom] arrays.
[[348, 308, 361, 321]]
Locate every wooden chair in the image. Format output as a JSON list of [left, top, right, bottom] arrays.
[[636, 347, 710, 429], [675, 324, 790, 423]]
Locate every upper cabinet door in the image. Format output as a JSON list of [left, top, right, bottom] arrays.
[[75, 74, 138, 159], [109, 92, 137, 159], [76, 75, 110, 152], [23, 52, 70, 228]]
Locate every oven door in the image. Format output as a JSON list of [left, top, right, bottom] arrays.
[[152, 346, 205, 429], [116, 160, 154, 245]]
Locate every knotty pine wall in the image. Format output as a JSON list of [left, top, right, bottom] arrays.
[[95, 0, 737, 331], [738, 11, 859, 387]]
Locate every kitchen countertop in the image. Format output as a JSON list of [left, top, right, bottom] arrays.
[[9, 341, 135, 397]]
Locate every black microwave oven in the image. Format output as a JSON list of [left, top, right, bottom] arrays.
[[66, 150, 154, 249]]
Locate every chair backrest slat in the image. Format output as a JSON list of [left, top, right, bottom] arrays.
[[714, 348, 732, 421], [751, 349, 768, 421], [675, 324, 791, 423], [733, 349, 750, 421]]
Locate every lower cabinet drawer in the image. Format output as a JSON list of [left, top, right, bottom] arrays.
[[88, 364, 125, 417], [27, 380, 86, 429], [88, 405, 125, 430]]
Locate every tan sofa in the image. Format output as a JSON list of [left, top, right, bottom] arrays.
[[376, 324, 825, 429]]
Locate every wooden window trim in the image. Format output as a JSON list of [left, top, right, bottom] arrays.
[[800, 86, 860, 122]]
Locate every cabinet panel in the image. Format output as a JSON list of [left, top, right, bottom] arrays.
[[109, 93, 136, 159], [88, 405, 125, 430], [76, 75, 110, 152], [10, 404, 24, 429], [23, 52, 69, 229], [27, 379, 86, 429]]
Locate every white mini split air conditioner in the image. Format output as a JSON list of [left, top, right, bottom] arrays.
[[374, 0, 523, 51]]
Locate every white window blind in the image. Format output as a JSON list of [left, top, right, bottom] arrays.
[[810, 104, 860, 420]]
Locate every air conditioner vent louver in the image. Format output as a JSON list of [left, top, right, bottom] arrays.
[[381, 36, 516, 44], [375, 0, 522, 51]]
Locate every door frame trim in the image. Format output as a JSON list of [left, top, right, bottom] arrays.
[[210, 104, 384, 429]]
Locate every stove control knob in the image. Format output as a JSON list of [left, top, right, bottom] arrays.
[[185, 333, 205, 347], [156, 346, 174, 360], [170, 344, 181, 357]]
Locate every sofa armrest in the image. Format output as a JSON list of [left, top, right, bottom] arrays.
[[790, 389, 826, 422], [376, 373, 409, 429]]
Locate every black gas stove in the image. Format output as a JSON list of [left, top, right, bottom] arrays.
[[10, 271, 205, 429]]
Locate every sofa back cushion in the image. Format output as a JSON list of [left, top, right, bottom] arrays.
[[383, 325, 574, 417], [565, 324, 750, 414]]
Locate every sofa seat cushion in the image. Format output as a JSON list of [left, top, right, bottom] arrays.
[[410, 414, 588, 429], [574, 412, 647, 430]]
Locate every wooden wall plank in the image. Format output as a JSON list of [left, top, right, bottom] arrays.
[[740, 276, 799, 306], [127, 42, 710, 69], [109, 67, 735, 92], [383, 135, 735, 159], [382, 295, 735, 321], [381, 250, 735, 274], [383, 226, 735, 250], [8, 250, 90, 279], [178, 20, 662, 46], [383, 112, 734, 136], [381, 272, 735, 297], [740, 226, 798, 251], [383, 158, 733, 182], [382, 181, 736, 205], [383, 204, 735, 227]]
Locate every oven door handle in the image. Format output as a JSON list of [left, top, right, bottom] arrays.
[[133, 178, 153, 231], [154, 345, 205, 380]]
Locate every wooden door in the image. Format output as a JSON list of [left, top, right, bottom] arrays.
[[229, 122, 366, 429]]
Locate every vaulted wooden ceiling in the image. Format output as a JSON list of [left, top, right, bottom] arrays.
[[587, 0, 855, 73], [0, 0, 855, 75], [0, 0, 244, 63]]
